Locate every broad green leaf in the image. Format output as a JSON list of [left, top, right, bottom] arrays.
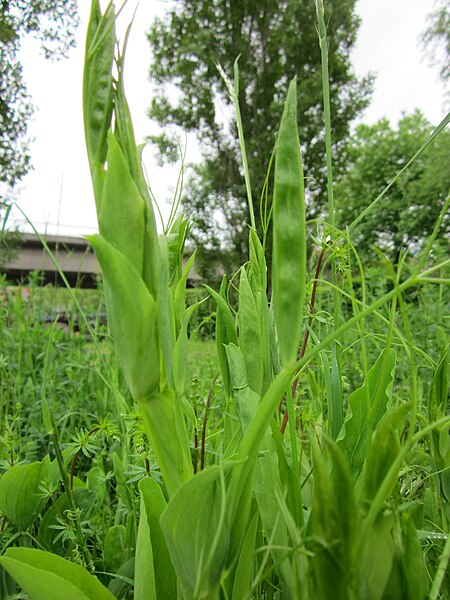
[[357, 514, 396, 600], [238, 268, 263, 394], [272, 78, 306, 367], [311, 438, 357, 600], [227, 368, 293, 579], [87, 234, 159, 400], [0, 564, 17, 599], [160, 465, 230, 600], [140, 391, 193, 498], [225, 343, 260, 432], [225, 342, 288, 585], [136, 478, 176, 600], [135, 488, 157, 600], [337, 348, 396, 479], [98, 132, 145, 275], [0, 462, 45, 530], [382, 514, 428, 600], [0, 548, 115, 600], [231, 512, 259, 600], [86, 465, 106, 507], [103, 525, 127, 575], [360, 404, 410, 503], [107, 558, 134, 600], [247, 230, 271, 393]]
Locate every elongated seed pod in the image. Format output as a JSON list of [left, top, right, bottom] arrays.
[[83, 0, 115, 205], [272, 78, 306, 367]]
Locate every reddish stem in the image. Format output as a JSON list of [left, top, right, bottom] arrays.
[[193, 405, 199, 474], [280, 247, 326, 435]]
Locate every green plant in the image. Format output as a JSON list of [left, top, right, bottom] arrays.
[[1, 1, 449, 599]]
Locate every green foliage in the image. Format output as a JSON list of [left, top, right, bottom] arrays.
[[1, 2, 449, 599], [0, 462, 46, 530], [422, 0, 450, 83], [1, 548, 114, 600], [336, 111, 450, 259], [147, 0, 373, 275], [0, 0, 79, 188]]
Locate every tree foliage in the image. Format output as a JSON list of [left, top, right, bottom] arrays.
[[422, 0, 450, 84], [336, 111, 450, 259], [147, 0, 373, 277], [0, 0, 79, 189]]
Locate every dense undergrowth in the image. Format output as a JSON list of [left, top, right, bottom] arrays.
[[0, 0, 449, 598]]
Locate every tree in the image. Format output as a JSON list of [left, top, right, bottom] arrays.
[[147, 0, 373, 277], [335, 111, 450, 260], [422, 0, 450, 84], [0, 0, 79, 189]]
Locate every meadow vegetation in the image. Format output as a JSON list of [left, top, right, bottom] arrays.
[[0, 1, 449, 599]]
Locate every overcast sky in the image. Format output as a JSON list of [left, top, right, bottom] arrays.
[[8, 0, 448, 237]]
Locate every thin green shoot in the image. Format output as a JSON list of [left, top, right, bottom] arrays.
[[216, 59, 256, 231]]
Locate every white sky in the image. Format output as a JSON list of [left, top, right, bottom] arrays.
[[7, 0, 448, 237]]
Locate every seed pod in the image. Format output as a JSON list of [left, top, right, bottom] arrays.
[[83, 0, 115, 204], [272, 77, 306, 367]]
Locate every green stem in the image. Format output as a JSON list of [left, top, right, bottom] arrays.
[[429, 528, 450, 600], [232, 60, 256, 231], [315, 0, 335, 229], [51, 413, 93, 569]]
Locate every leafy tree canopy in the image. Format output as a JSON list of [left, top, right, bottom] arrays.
[[422, 0, 450, 84], [336, 111, 450, 260], [147, 0, 373, 277], [0, 0, 79, 189]]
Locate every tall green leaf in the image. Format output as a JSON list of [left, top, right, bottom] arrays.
[[160, 465, 230, 599], [337, 348, 396, 479], [87, 234, 159, 400], [136, 478, 176, 600]]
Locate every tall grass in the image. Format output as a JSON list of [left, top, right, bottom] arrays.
[[0, 1, 449, 599]]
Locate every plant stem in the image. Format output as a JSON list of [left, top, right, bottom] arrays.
[[51, 413, 93, 569], [201, 372, 219, 471], [429, 529, 450, 600], [281, 246, 325, 434]]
